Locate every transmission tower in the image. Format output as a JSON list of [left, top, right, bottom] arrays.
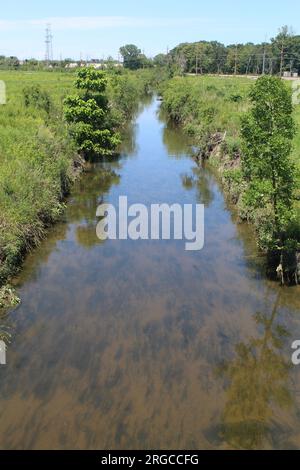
[[45, 24, 53, 66]]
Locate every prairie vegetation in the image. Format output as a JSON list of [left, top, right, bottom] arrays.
[[161, 75, 300, 282], [0, 69, 153, 295]]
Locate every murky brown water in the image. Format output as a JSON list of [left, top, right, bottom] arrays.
[[0, 97, 300, 450]]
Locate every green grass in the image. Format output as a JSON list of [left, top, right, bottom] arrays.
[[161, 74, 300, 251], [161, 75, 253, 140], [0, 71, 78, 289], [0, 69, 152, 295], [292, 104, 300, 212]]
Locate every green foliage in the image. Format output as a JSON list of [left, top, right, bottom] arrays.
[[0, 55, 20, 70], [168, 27, 300, 75], [64, 68, 121, 159], [23, 85, 52, 114], [162, 75, 250, 137], [0, 285, 20, 309], [241, 76, 296, 249], [0, 71, 79, 287], [119, 44, 143, 70], [74, 67, 108, 93], [161, 74, 300, 274], [0, 69, 153, 288], [107, 68, 159, 126]]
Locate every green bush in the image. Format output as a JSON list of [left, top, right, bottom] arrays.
[[23, 85, 52, 114]]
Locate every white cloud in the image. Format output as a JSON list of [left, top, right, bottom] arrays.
[[0, 16, 212, 32]]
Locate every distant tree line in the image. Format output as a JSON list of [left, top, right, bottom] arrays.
[[158, 26, 300, 76], [1, 25, 300, 75], [0, 55, 20, 69], [119, 27, 300, 76]]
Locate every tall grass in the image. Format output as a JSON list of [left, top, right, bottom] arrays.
[[0, 69, 154, 290], [0, 71, 78, 287], [161, 75, 300, 255]]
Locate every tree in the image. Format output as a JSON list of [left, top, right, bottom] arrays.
[[64, 68, 120, 159], [271, 26, 300, 75], [241, 76, 295, 250], [119, 44, 142, 70], [153, 53, 168, 67]]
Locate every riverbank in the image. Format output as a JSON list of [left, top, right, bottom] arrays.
[[0, 72, 80, 306], [0, 70, 153, 305], [1, 95, 300, 450], [160, 75, 300, 283]]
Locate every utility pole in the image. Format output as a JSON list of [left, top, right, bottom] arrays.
[[246, 56, 251, 75], [195, 45, 201, 75], [280, 41, 284, 77], [234, 45, 238, 75], [45, 24, 53, 66], [269, 57, 273, 75], [262, 46, 266, 75], [167, 46, 171, 69]]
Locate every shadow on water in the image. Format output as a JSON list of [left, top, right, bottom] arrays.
[[0, 96, 299, 450]]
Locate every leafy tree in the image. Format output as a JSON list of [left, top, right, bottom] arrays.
[[64, 68, 120, 159], [166, 27, 300, 76], [241, 75, 295, 250], [153, 54, 168, 67], [119, 44, 142, 70]]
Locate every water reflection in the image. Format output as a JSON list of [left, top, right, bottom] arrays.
[[0, 97, 299, 450], [181, 167, 215, 206], [0, 314, 12, 344], [69, 168, 121, 249], [120, 122, 138, 156], [218, 292, 293, 449], [159, 109, 193, 159]]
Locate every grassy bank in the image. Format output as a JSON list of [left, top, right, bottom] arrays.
[[0, 71, 78, 296], [0, 69, 152, 302], [161, 75, 300, 279]]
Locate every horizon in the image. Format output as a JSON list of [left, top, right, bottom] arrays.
[[0, 0, 299, 60]]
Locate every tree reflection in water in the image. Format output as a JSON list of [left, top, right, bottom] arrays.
[[0, 309, 14, 353], [218, 293, 293, 449], [68, 168, 121, 249], [181, 167, 214, 207]]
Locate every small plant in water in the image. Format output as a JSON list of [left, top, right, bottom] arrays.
[[0, 285, 21, 309]]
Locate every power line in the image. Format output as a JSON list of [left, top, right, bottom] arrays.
[[45, 24, 53, 66]]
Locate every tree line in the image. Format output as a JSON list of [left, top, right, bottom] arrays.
[[2, 25, 300, 76], [118, 26, 300, 76], [161, 26, 300, 76]]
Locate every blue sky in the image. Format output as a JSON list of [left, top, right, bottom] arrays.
[[0, 0, 299, 59]]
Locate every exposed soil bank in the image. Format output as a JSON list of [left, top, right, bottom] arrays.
[[193, 133, 300, 285]]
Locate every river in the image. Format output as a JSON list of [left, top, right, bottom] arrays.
[[0, 96, 300, 450]]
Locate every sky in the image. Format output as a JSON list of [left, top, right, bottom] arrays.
[[0, 0, 299, 60]]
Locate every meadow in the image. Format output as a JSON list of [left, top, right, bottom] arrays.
[[0, 69, 152, 297], [0, 71, 77, 291], [1, 70, 299, 297], [161, 75, 300, 258]]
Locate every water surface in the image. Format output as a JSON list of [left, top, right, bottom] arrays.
[[0, 97, 300, 450]]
